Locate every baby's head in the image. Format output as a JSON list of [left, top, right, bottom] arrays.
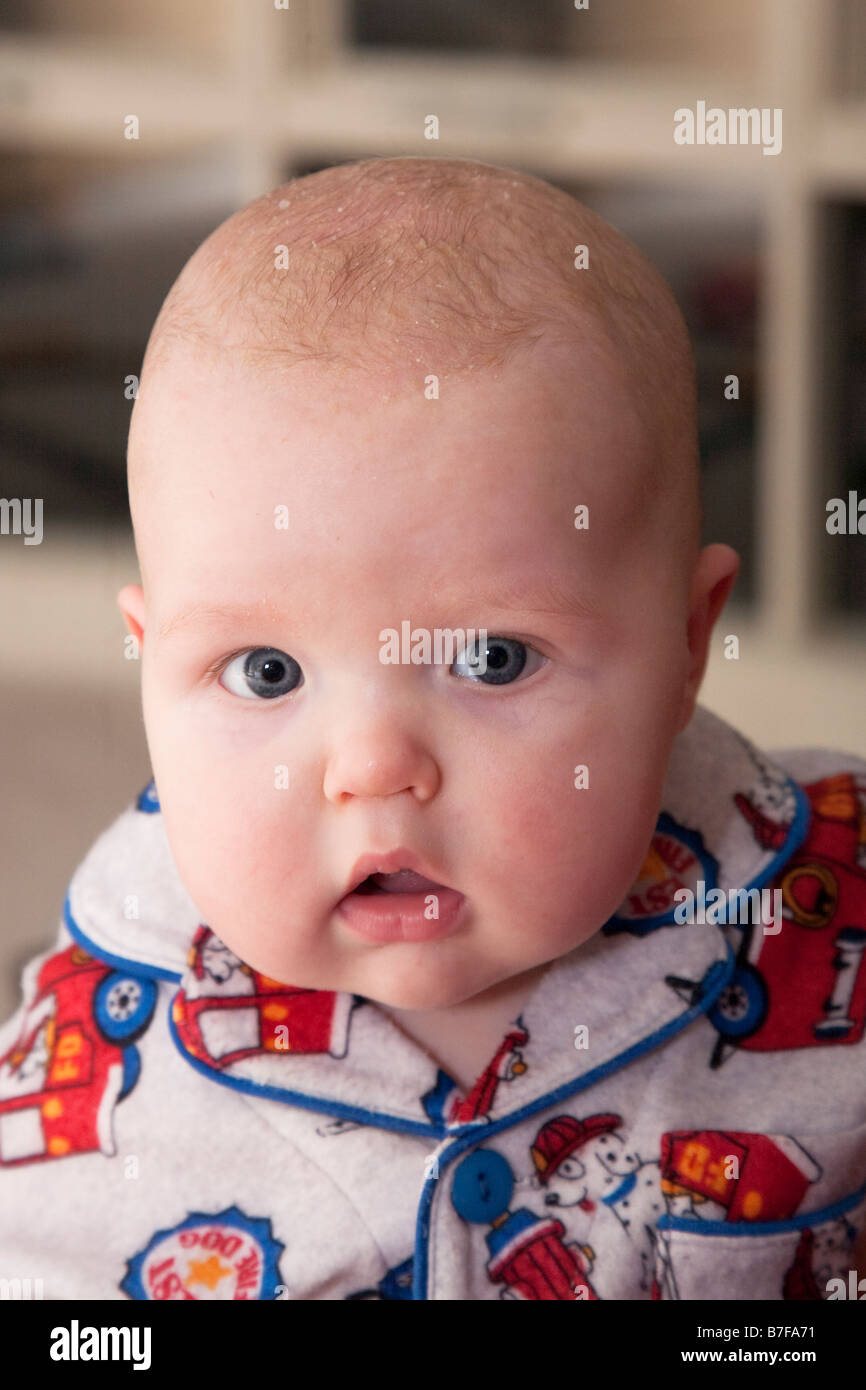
[[119, 156, 738, 1010]]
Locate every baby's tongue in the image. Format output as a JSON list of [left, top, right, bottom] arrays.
[[370, 869, 441, 894]]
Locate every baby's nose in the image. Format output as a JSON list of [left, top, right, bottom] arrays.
[[323, 727, 440, 804]]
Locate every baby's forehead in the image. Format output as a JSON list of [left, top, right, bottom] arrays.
[[132, 339, 673, 625], [139, 327, 645, 495]]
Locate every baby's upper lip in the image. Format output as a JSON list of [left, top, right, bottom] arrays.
[[341, 848, 451, 898]]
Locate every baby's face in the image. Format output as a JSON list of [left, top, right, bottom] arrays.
[[124, 338, 693, 1009]]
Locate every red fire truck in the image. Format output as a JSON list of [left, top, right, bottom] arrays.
[[0, 943, 157, 1165], [709, 773, 866, 1064], [172, 926, 353, 1067]]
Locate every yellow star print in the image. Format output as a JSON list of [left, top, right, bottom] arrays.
[[186, 1254, 233, 1291]]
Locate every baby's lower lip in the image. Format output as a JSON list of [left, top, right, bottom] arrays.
[[335, 881, 466, 943]]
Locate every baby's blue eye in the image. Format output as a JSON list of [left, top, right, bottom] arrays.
[[451, 636, 545, 686], [219, 647, 303, 700]]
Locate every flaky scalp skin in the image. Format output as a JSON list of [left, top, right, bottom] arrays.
[[133, 156, 701, 561]]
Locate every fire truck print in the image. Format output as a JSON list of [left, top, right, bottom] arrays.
[[171, 926, 354, 1069], [708, 773, 866, 1068], [0, 943, 157, 1165], [658, 1130, 822, 1224], [652, 1129, 824, 1300]]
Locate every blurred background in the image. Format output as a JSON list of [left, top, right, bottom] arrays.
[[1, 0, 865, 1016]]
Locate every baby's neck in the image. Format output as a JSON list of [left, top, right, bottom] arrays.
[[376, 962, 548, 1094]]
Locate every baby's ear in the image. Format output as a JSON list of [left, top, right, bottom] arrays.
[[117, 584, 146, 645], [677, 543, 740, 731]]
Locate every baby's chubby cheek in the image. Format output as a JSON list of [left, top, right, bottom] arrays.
[[154, 799, 330, 987], [452, 713, 662, 949], [137, 705, 318, 941]]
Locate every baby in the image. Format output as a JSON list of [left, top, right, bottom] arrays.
[[1, 156, 865, 1303], [119, 155, 732, 1081]]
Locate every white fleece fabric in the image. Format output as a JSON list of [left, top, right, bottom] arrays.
[[1, 703, 865, 1301]]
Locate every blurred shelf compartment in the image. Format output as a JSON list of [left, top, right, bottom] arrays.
[[813, 102, 866, 192], [348, 0, 573, 54], [0, 34, 237, 152]]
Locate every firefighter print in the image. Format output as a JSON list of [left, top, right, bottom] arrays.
[[529, 1112, 664, 1292], [451, 1146, 600, 1299]]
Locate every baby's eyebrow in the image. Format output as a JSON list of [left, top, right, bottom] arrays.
[[157, 576, 600, 641], [439, 576, 603, 623], [157, 600, 275, 641]]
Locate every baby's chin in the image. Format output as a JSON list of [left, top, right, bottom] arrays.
[[285, 952, 518, 1011], [343, 955, 539, 1013], [354, 976, 485, 1012], [335, 964, 502, 1012]]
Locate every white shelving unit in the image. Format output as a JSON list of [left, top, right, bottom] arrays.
[[1, 0, 864, 752]]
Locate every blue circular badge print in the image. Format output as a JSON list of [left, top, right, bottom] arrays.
[[122, 1206, 284, 1300]]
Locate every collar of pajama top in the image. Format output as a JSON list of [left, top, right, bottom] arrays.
[[61, 704, 812, 1138]]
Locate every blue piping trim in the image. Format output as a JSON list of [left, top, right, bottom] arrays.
[[167, 1007, 449, 1140], [63, 895, 184, 984], [412, 939, 736, 1298], [657, 1177, 866, 1236], [604, 776, 812, 935]]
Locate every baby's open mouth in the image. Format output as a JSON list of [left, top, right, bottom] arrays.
[[335, 857, 466, 942], [351, 869, 447, 896]]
